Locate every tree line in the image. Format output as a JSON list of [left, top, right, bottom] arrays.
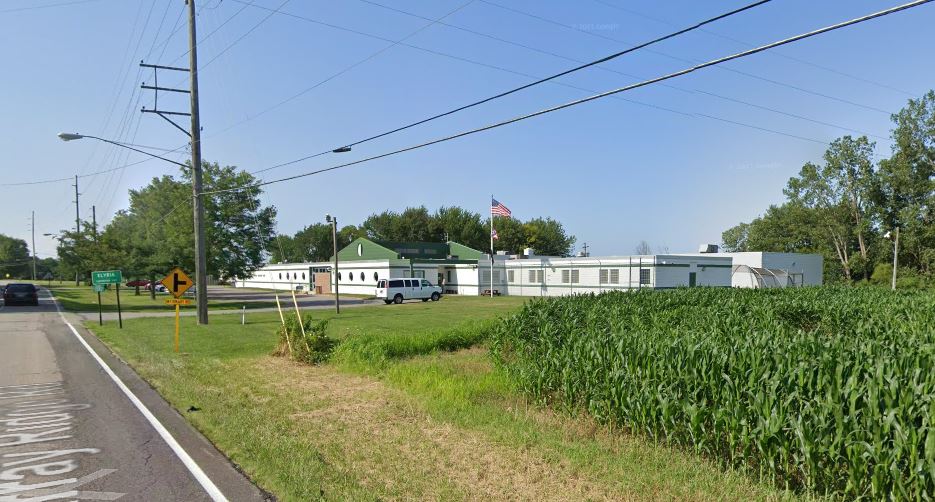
[[53, 161, 277, 283], [722, 90, 935, 286], [271, 206, 576, 263], [35, 160, 575, 283]]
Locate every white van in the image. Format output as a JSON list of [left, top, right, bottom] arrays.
[[376, 278, 442, 304]]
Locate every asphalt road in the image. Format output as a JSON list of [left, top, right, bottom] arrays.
[[0, 288, 269, 501]]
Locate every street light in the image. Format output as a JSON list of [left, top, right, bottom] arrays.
[[59, 131, 209, 324], [325, 214, 339, 314], [58, 132, 188, 167], [884, 227, 899, 291]]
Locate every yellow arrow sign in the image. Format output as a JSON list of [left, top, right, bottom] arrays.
[[165, 298, 192, 305], [160, 267, 194, 298]]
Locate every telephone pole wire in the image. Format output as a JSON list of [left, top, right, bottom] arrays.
[[188, 0, 209, 324]]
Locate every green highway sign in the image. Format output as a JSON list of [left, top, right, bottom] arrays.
[[92, 284, 106, 293], [91, 270, 123, 285]]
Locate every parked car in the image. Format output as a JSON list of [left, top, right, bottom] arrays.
[[126, 280, 151, 288], [3, 283, 39, 306], [154, 284, 168, 293], [376, 278, 442, 304]]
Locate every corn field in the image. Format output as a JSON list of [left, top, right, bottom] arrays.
[[489, 288, 935, 499]]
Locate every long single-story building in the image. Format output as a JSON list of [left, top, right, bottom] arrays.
[[234, 238, 823, 295]]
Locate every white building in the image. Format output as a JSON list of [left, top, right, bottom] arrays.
[[705, 251, 824, 287], [476, 253, 733, 296], [235, 239, 823, 295]]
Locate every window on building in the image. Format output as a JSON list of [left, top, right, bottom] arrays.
[[278, 273, 282, 279], [360, 272, 365, 281], [571, 270, 579, 283], [640, 269, 651, 285], [493, 271, 501, 282], [508, 270, 515, 283], [537, 270, 544, 283], [561, 270, 570, 283], [599, 269, 608, 284], [447, 270, 453, 282], [482, 270, 491, 282], [528, 270, 536, 282], [337, 272, 342, 280], [414, 270, 425, 278], [609, 269, 620, 284], [302, 272, 306, 280], [349, 273, 354, 281], [374, 272, 379, 281]]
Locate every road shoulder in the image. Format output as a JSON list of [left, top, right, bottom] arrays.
[[62, 311, 272, 502]]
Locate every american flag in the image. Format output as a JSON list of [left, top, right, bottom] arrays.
[[491, 228, 499, 240], [491, 198, 511, 218]]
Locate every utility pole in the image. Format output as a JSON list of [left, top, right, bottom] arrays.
[[582, 242, 590, 257], [188, 0, 208, 324], [73, 175, 80, 286], [30, 211, 37, 281], [326, 214, 340, 314], [91, 205, 97, 240]]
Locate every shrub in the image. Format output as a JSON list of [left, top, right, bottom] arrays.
[[273, 313, 335, 364]]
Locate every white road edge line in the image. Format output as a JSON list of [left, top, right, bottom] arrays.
[[48, 290, 229, 502]]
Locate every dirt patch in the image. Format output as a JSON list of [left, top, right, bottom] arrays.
[[253, 356, 629, 501]]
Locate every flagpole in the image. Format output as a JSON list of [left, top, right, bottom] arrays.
[[490, 194, 494, 298]]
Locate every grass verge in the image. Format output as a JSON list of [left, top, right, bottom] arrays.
[[86, 296, 796, 501], [47, 284, 276, 312]]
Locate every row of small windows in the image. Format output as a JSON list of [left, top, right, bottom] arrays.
[[278, 272, 306, 280], [336, 272, 380, 282], [505, 268, 650, 285]]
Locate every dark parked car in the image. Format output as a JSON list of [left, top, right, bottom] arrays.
[[3, 283, 39, 306], [126, 280, 151, 288]]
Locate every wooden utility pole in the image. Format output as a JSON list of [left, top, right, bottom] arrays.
[[188, 0, 208, 324], [31, 211, 37, 281], [73, 175, 80, 286]]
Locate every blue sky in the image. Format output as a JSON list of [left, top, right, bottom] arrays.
[[2, 0, 933, 259]]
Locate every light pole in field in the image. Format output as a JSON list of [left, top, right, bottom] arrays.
[[885, 227, 899, 290], [325, 214, 340, 314]]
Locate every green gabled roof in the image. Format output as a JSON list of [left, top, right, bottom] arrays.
[[375, 241, 449, 260], [334, 238, 485, 262], [446, 241, 484, 260], [336, 238, 400, 261]]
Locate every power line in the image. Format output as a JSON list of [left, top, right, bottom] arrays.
[[0, 0, 100, 14], [0, 145, 189, 188], [235, 0, 774, 174], [694, 90, 889, 140], [477, 0, 896, 115], [203, 0, 931, 196], [590, 0, 917, 97], [237, 0, 889, 177], [198, 0, 290, 71], [171, 0, 256, 65], [211, 0, 479, 138], [338, 0, 770, 147]]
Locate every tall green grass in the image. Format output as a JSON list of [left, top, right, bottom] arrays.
[[331, 319, 496, 370], [489, 287, 935, 499]]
